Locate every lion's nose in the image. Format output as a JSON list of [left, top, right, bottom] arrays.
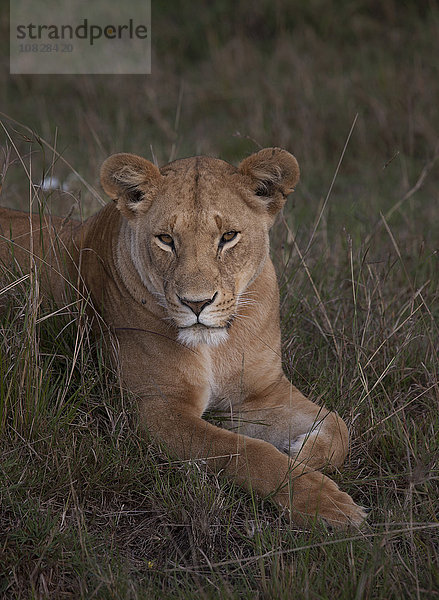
[[178, 292, 218, 317]]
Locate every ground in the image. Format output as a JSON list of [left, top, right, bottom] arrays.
[[0, 2, 438, 598]]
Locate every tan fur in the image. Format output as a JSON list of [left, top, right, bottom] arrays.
[[0, 148, 367, 528]]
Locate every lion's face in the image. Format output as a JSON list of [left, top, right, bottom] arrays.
[[101, 149, 299, 347], [131, 159, 270, 347]]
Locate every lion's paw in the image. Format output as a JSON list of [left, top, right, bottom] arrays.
[[278, 470, 368, 529], [315, 486, 368, 529]]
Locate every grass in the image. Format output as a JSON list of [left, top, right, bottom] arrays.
[[1, 2, 439, 598]]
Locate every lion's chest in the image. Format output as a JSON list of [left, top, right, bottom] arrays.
[[200, 346, 248, 414]]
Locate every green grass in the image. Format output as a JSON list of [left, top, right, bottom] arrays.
[[1, 2, 439, 598]]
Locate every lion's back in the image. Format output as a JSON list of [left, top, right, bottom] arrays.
[[0, 206, 80, 298]]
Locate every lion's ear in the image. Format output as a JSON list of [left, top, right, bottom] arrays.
[[100, 153, 162, 219], [238, 148, 299, 215]]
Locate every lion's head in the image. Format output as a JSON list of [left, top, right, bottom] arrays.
[[100, 148, 299, 347]]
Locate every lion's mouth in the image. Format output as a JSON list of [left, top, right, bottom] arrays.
[[179, 323, 227, 331]]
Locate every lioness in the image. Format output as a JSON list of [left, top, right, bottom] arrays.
[[0, 148, 366, 528]]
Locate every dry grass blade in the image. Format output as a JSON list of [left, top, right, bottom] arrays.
[[282, 214, 342, 364], [0, 112, 106, 206], [365, 147, 439, 247]]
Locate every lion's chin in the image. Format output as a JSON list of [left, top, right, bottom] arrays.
[[177, 325, 229, 348]]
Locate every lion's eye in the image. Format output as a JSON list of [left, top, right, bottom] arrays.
[[157, 234, 174, 247], [219, 231, 238, 247]]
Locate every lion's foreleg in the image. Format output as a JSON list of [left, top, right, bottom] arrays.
[[225, 377, 349, 471], [137, 397, 365, 528]]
